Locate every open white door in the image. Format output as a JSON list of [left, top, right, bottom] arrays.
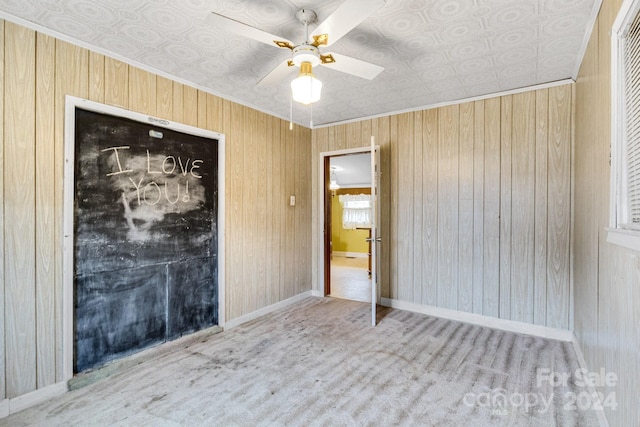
[[369, 136, 381, 326]]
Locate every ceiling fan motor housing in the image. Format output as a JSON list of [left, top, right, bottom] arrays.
[[292, 44, 321, 67]]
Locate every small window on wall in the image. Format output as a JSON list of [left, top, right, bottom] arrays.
[[610, 0, 640, 252]]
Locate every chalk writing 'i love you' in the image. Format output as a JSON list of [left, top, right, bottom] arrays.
[[101, 145, 205, 206], [101, 146, 204, 178]]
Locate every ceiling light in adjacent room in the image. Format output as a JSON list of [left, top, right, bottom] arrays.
[[329, 170, 340, 190]]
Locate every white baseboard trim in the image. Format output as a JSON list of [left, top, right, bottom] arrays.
[[0, 398, 8, 418], [311, 290, 323, 298], [0, 381, 67, 419], [380, 298, 575, 342], [225, 291, 313, 330], [570, 335, 610, 427], [332, 251, 368, 258]]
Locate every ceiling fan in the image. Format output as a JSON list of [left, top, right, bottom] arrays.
[[205, 0, 386, 104]]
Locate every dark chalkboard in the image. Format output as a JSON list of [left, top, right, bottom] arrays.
[[73, 108, 219, 373]]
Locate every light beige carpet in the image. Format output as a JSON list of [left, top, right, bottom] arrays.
[[2, 297, 600, 426]]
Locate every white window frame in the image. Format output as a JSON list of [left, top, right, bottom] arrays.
[[609, 0, 640, 252]]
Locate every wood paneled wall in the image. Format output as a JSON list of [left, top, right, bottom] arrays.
[[574, 0, 640, 425], [0, 20, 312, 401], [312, 85, 573, 330]]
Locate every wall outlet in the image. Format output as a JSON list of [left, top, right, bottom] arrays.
[[290, 195, 296, 206]]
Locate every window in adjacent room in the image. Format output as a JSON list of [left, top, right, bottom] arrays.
[[609, 0, 640, 252], [339, 194, 372, 229]]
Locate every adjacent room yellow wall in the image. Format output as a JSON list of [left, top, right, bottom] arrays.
[[0, 19, 312, 402], [574, 0, 639, 425], [331, 188, 371, 254]]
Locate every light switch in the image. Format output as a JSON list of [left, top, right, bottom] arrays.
[[290, 195, 296, 206]]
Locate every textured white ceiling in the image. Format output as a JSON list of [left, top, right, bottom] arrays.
[[331, 153, 372, 188], [0, 0, 598, 127]]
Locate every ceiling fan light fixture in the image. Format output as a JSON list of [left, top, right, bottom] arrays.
[[291, 61, 322, 105]]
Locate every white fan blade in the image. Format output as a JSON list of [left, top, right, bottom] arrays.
[[257, 60, 294, 86], [206, 12, 293, 48], [322, 53, 384, 80], [311, 0, 386, 47]]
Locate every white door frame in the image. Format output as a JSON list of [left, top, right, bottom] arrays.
[[316, 146, 379, 298]]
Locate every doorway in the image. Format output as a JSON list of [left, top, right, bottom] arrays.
[[324, 151, 372, 303]]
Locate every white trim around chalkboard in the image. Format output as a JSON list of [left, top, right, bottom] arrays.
[[62, 95, 226, 382]]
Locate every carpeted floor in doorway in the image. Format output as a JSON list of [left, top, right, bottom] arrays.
[[3, 297, 600, 426]]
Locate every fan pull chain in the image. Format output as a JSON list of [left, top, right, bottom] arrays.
[[289, 92, 293, 131], [310, 103, 313, 128]]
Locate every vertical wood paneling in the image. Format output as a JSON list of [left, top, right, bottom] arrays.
[[183, 85, 198, 127], [270, 116, 282, 305], [104, 57, 128, 108], [197, 90, 207, 128], [597, 0, 616, 233], [422, 109, 438, 306], [35, 32, 56, 389], [389, 115, 399, 299], [574, 19, 599, 352], [88, 52, 104, 103], [413, 111, 423, 303], [499, 96, 512, 319], [397, 113, 413, 301], [534, 89, 549, 325], [437, 105, 459, 310], [547, 85, 571, 329], [616, 247, 640, 427], [304, 127, 313, 293], [156, 76, 173, 120], [276, 122, 288, 300], [458, 102, 474, 312], [334, 123, 346, 150], [54, 40, 88, 382], [595, 5, 619, 416], [5, 22, 37, 398], [256, 111, 267, 308], [0, 18, 5, 401], [310, 127, 320, 295], [511, 92, 536, 323], [472, 100, 485, 314], [172, 82, 183, 123], [376, 116, 391, 299], [265, 116, 275, 304], [361, 120, 372, 149], [346, 121, 361, 149], [243, 107, 257, 314], [483, 98, 501, 317], [128, 67, 156, 115], [226, 100, 243, 319], [296, 126, 312, 294], [206, 93, 223, 132], [283, 123, 296, 299], [327, 126, 336, 151]]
